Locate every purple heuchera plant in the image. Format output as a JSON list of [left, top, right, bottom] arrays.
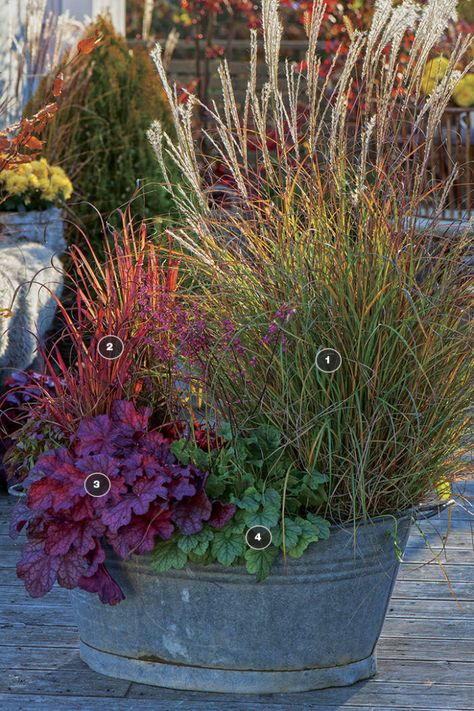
[[10, 400, 235, 605]]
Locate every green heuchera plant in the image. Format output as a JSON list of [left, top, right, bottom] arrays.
[[152, 425, 330, 581]]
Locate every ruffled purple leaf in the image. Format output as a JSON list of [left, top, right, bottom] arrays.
[[167, 467, 197, 501], [208, 501, 237, 529], [27, 464, 83, 512], [9, 502, 37, 539], [75, 453, 127, 505], [107, 507, 174, 558], [172, 490, 212, 535], [100, 496, 136, 534], [75, 415, 116, 456], [101, 475, 168, 533], [111, 400, 151, 431], [120, 452, 172, 485], [16, 542, 61, 598], [44, 518, 105, 557], [82, 540, 106, 578], [56, 549, 90, 589], [140, 431, 176, 464], [132, 474, 169, 510]]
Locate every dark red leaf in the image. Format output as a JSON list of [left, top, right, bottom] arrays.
[[78, 564, 124, 605], [172, 490, 212, 535], [76, 34, 100, 55], [208, 501, 237, 529]]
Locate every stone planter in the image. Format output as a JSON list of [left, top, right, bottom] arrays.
[[0, 207, 65, 383], [0, 208, 65, 251], [71, 512, 412, 694]]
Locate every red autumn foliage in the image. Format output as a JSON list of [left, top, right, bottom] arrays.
[[0, 33, 101, 172], [11, 400, 235, 604]]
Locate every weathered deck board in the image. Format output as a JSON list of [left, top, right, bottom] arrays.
[[2, 699, 468, 711], [1, 491, 473, 710]]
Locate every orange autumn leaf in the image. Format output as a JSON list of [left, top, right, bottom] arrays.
[[77, 33, 101, 55], [0, 308, 14, 319], [53, 72, 64, 97], [23, 135, 44, 150]]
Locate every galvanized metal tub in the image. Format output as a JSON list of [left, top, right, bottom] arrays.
[[71, 512, 412, 694]]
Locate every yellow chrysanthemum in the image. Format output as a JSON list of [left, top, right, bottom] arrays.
[[27, 174, 40, 190], [32, 158, 50, 178], [1, 172, 28, 195], [37, 177, 50, 192], [0, 157, 72, 205], [62, 181, 73, 200], [452, 73, 474, 108], [421, 57, 450, 96]]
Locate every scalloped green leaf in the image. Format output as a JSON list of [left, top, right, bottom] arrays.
[[244, 546, 279, 581], [178, 528, 214, 555], [211, 532, 245, 566], [287, 515, 331, 559], [151, 539, 187, 572], [280, 517, 302, 550], [231, 486, 261, 512], [244, 507, 280, 529], [261, 487, 281, 510], [306, 513, 331, 540]]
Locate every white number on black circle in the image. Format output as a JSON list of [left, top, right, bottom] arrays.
[[97, 335, 124, 360], [245, 526, 272, 550], [84, 472, 112, 498]]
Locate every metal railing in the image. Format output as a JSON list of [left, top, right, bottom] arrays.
[[427, 106, 473, 221]]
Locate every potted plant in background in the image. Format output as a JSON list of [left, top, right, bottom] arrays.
[[0, 157, 71, 409], [8, 0, 473, 695], [0, 157, 72, 248]]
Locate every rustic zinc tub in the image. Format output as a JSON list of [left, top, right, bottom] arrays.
[[71, 512, 412, 694]]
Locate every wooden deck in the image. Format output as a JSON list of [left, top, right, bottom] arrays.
[[0, 482, 473, 711]]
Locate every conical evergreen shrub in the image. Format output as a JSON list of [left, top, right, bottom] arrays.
[[27, 15, 179, 254]]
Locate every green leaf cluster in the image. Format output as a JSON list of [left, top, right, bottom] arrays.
[[153, 427, 331, 582], [171, 424, 329, 515], [151, 502, 330, 581]]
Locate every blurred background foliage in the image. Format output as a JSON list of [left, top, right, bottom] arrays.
[[125, 0, 474, 40], [25, 15, 179, 257]]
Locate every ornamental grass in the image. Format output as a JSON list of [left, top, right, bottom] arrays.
[[149, 0, 474, 524]]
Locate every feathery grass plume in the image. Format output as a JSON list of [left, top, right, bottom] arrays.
[[149, 0, 473, 524]]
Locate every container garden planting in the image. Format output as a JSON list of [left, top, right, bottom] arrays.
[[0, 158, 71, 248], [8, 0, 473, 696], [0, 157, 71, 480]]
